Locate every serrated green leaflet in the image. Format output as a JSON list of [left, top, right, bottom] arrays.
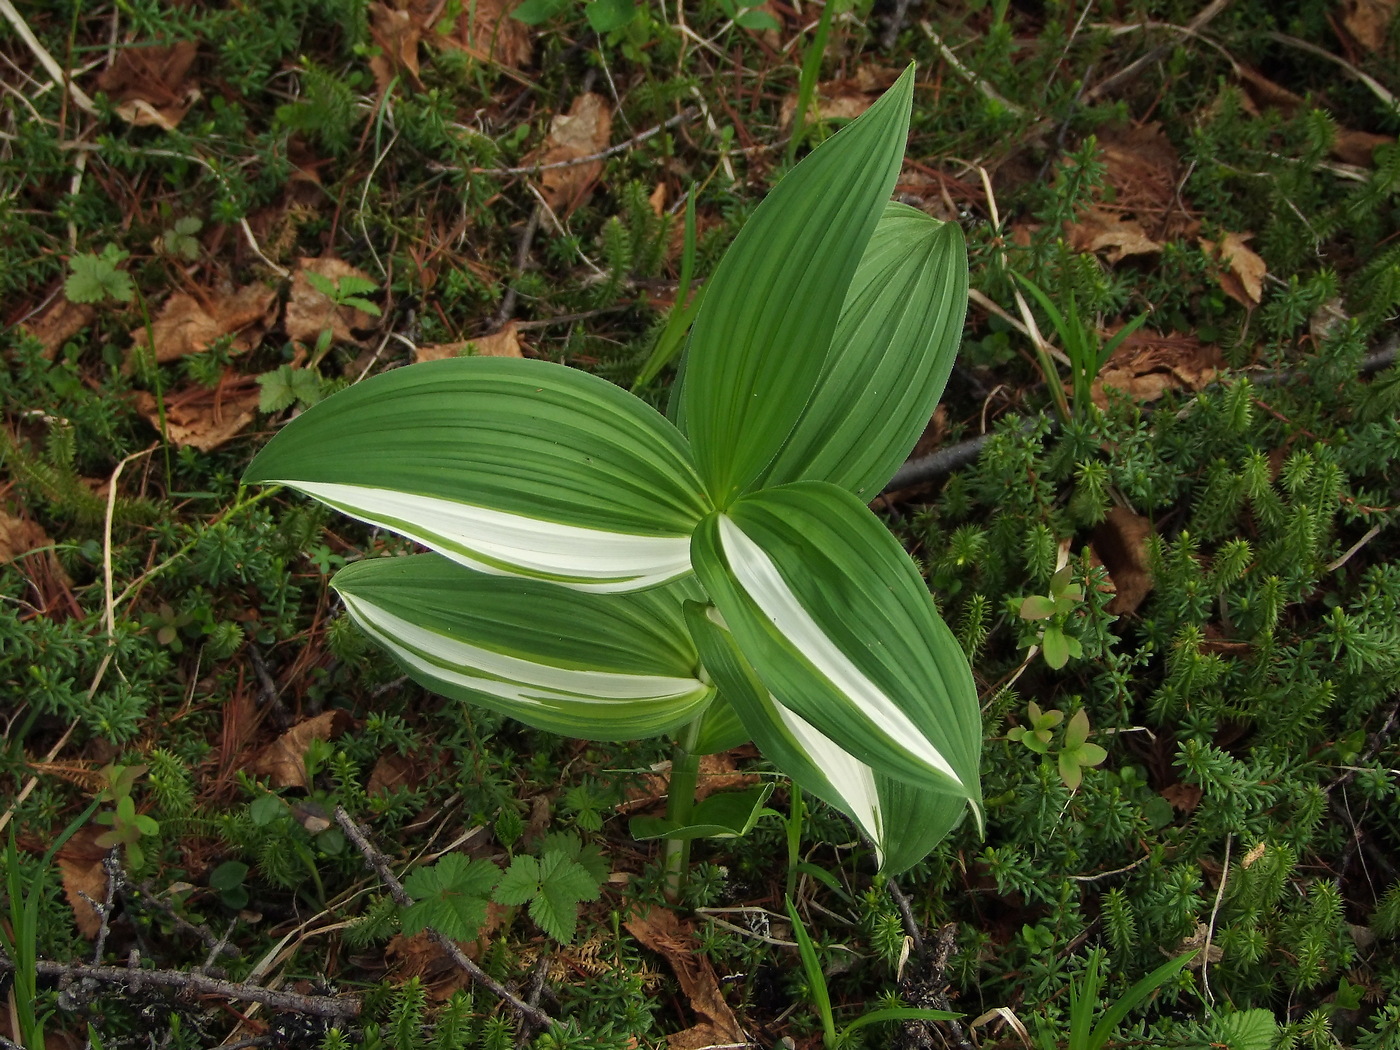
[[758, 203, 970, 497], [243, 357, 710, 591], [680, 66, 914, 506], [690, 482, 981, 816], [686, 604, 967, 873], [331, 554, 712, 741]]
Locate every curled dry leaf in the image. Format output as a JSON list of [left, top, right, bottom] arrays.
[[533, 93, 613, 214], [428, 0, 533, 68], [249, 709, 355, 789], [368, 2, 424, 93], [618, 750, 760, 815], [285, 257, 381, 346], [1064, 207, 1162, 263], [22, 296, 97, 360], [624, 907, 744, 1049], [1200, 233, 1267, 307], [132, 374, 262, 451], [0, 507, 55, 565], [95, 41, 201, 131], [58, 826, 110, 939], [1091, 328, 1222, 408], [413, 321, 524, 363], [1091, 505, 1155, 616], [1341, 0, 1399, 51], [130, 283, 278, 365]]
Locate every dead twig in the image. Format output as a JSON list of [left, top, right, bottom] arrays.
[[471, 109, 695, 177], [333, 806, 557, 1031], [1084, 0, 1234, 102]]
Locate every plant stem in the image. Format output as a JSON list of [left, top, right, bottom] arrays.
[[662, 718, 704, 902], [785, 783, 804, 900]]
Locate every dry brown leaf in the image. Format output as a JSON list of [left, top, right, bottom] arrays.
[[779, 67, 899, 130], [284, 257, 381, 346], [368, 2, 425, 93], [414, 322, 524, 362], [1332, 127, 1396, 165], [619, 751, 761, 814], [648, 182, 666, 217], [130, 283, 277, 365], [1091, 328, 1221, 408], [534, 94, 613, 214], [96, 41, 201, 130], [1200, 232, 1266, 306], [0, 508, 53, 564], [427, 0, 533, 68], [249, 710, 354, 789], [22, 297, 97, 360], [58, 826, 109, 939], [625, 907, 744, 1045], [1178, 922, 1225, 965], [1235, 65, 1304, 117], [1162, 782, 1203, 813], [131, 376, 262, 451], [1064, 207, 1162, 263], [1341, 0, 1398, 51], [1091, 506, 1155, 616], [368, 752, 417, 796]]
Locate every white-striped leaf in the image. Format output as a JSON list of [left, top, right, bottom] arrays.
[[689, 482, 981, 817], [758, 203, 969, 498], [685, 603, 968, 873], [243, 358, 710, 591], [331, 554, 713, 741], [680, 67, 915, 506]]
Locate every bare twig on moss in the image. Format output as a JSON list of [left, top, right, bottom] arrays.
[[332, 806, 557, 1031], [0, 954, 359, 1019], [470, 109, 695, 178], [1083, 0, 1235, 103]]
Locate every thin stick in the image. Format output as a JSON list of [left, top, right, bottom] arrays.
[[1084, 0, 1234, 102], [472, 110, 695, 177], [919, 21, 1024, 116], [0, 956, 358, 1019], [1200, 834, 1231, 1005], [332, 807, 556, 1030], [0, 0, 98, 114]]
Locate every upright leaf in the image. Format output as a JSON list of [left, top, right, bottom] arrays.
[[687, 604, 967, 873], [244, 358, 710, 591], [681, 66, 915, 506], [332, 554, 712, 740], [759, 204, 969, 496], [690, 482, 981, 816]]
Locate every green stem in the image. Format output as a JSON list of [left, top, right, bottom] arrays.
[[785, 783, 804, 900], [662, 718, 703, 902]]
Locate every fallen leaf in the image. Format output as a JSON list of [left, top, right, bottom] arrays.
[[1178, 921, 1225, 965], [414, 321, 524, 362], [1091, 328, 1222, 408], [368, 752, 417, 796], [1332, 128, 1395, 166], [1064, 207, 1162, 263], [131, 375, 262, 451], [1091, 506, 1155, 616], [284, 257, 381, 346], [368, 2, 424, 93], [533, 94, 613, 214], [22, 297, 97, 360], [779, 66, 900, 130], [625, 907, 745, 1046], [58, 826, 110, 939], [1200, 232, 1267, 306], [648, 182, 666, 217], [427, 0, 533, 68], [1235, 65, 1304, 117], [0, 507, 54, 564], [1090, 123, 1199, 240], [130, 283, 277, 365], [1162, 782, 1203, 813], [1341, 0, 1398, 51], [96, 41, 201, 130], [619, 750, 761, 814], [249, 710, 354, 789]]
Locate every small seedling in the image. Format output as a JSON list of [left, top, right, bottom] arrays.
[[1019, 565, 1085, 669], [161, 216, 203, 261], [401, 853, 501, 941], [65, 243, 135, 304], [93, 764, 160, 869], [1008, 705, 1107, 791], [493, 838, 604, 943]]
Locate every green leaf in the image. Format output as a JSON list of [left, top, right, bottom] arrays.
[[492, 855, 540, 906], [1020, 595, 1056, 620], [494, 851, 602, 943], [842, 1006, 962, 1033], [244, 358, 711, 591], [758, 204, 969, 497], [257, 365, 323, 413], [1058, 751, 1085, 791], [735, 7, 781, 30], [785, 895, 837, 1046], [629, 783, 775, 841], [585, 0, 635, 32], [1042, 625, 1070, 669], [65, 245, 134, 304], [680, 67, 915, 505], [690, 692, 750, 755], [510, 0, 568, 23], [1064, 708, 1091, 749], [689, 482, 982, 819], [332, 554, 714, 741], [686, 603, 968, 873], [1084, 950, 1196, 1050], [402, 854, 500, 942], [1215, 1008, 1279, 1050], [537, 832, 608, 884]]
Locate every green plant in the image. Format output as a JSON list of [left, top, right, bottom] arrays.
[[1018, 564, 1085, 669], [1034, 946, 1198, 1050], [401, 853, 501, 941], [785, 894, 958, 1048], [64, 243, 135, 305], [493, 840, 604, 943], [93, 763, 160, 870], [242, 67, 980, 885], [1007, 705, 1108, 792]]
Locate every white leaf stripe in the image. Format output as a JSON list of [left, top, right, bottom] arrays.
[[716, 515, 965, 789], [289, 481, 692, 591], [340, 593, 707, 704], [773, 700, 884, 860]]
